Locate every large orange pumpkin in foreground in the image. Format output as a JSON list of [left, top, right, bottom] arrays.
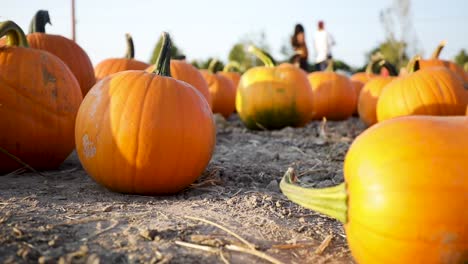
[[358, 61, 398, 126], [75, 33, 215, 194], [94, 33, 150, 81], [281, 115, 468, 264], [236, 46, 313, 130], [308, 62, 356, 120], [0, 21, 83, 173], [377, 57, 466, 122], [25, 10, 95, 96], [146, 59, 212, 107], [201, 60, 236, 119]]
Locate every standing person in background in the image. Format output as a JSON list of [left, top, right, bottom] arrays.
[[314, 20, 335, 71], [290, 24, 309, 71]]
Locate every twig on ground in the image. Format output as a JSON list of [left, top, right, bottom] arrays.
[[225, 244, 284, 264], [184, 215, 256, 250], [175, 241, 219, 253], [0, 147, 44, 176], [81, 219, 119, 242], [315, 234, 333, 255], [272, 242, 316, 250]]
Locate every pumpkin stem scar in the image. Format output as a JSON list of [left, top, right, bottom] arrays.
[[223, 61, 241, 72], [325, 59, 334, 72], [0, 21, 29, 48], [152, 32, 172, 77], [247, 45, 276, 67], [430, 40, 447, 59], [29, 10, 51, 34], [280, 167, 348, 223], [124, 33, 135, 59]]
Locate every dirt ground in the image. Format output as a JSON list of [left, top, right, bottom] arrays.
[[0, 114, 367, 264]]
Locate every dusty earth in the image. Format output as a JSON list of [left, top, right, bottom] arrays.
[[0, 114, 366, 264]]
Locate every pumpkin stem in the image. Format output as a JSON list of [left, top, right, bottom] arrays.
[[377, 60, 398, 76], [208, 59, 219, 73], [125, 33, 135, 59], [406, 55, 421, 74], [280, 167, 348, 223], [248, 45, 276, 67], [365, 52, 384, 74], [28, 10, 51, 34], [0, 21, 29, 48], [152, 32, 171, 77], [223, 61, 241, 72], [430, 40, 447, 59], [325, 59, 334, 72]]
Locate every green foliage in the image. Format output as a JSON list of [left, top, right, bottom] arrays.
[[454, 49, 468, 67], [149, 35, 184, 64], [362, 41, 408, 73], [191, 58, 225, 72], [227, 31, 273, 72]]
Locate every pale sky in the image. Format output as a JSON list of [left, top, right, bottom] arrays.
[[2, 0, 467, 68]]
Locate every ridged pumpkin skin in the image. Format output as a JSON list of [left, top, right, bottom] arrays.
[[26, 33, 95, 96], [377, 67, 466, 122], [420, 59, 468, 84], [357, 77, 394, 126], [94, 58, 149, 82], [0, 43, 83, 173], [236, 64, 313, 130], [201, 70, 236, 119], [308, 71, 356, 120], [146, 60, 212, 107], [75, 71, 215, 194], [344, 115, 468, 264]]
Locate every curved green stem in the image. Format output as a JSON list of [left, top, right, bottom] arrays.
[[279, 168, 347, 223], [223, 61, 241, 72], [406, 56, 421, 74], [430, 40, 446, 59], [125, 33, 135, 59], [151, 32, 171, 77], [248, 45, 276, 67], [366, 52, 384, 74], [208, 59, 219, 73], [325, 59, 334, 72], [28, 10, 51, 33], [0, 21, 29, 48], [377, 60, 398, 76]]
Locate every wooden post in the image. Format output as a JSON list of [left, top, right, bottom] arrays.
[[71, 0, 76, 41]]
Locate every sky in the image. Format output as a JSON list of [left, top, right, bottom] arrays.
[[2, 0, 467, 68]]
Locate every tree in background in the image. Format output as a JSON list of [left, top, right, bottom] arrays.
[[454, 49, 468, 67], [149, 34, 184, 64], [367, 0, 419, 71], [227, 31, 272, 72]]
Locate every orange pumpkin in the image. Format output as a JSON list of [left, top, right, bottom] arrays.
[[357, 61, 397, 126], [201, 59, 236, 119], [419, 41, 468, 84], [146, 60, 212, 107], [94, 33, 150, 81], [308, 61, 356, 120], [350, 60, 378, 100], [24, 10, 95, 96], [75, 32, 215, 194], [236, 46, 313, 130], [377, 57, 466, 122], [219, 61, 241, 90], [0, 21, 83, 173], [281, 115, 468, 264]]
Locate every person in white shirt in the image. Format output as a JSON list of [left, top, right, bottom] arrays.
[[313, 20, 335, 71]]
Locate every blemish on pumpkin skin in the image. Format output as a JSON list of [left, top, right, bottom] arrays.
[[82, 134, 96, 158]]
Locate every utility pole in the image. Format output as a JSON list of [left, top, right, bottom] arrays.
[[71, 0, 76, 41]]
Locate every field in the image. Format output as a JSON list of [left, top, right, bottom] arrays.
[[0, 114, 366, 264]]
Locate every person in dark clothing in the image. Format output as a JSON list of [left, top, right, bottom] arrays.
[[290, 24, 309, 71]]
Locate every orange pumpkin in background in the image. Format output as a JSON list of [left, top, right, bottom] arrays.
[[350, 59, 378, 100], [219, 61, 242, 90], [13, 10, 96, 96], [75, 33, 215, 195], [419, 41, 467, 84], [308, 61, 356, 120], [377, 57, 467, 122], [201, 59, 236, 119], [0, 21, 83, 173], [94, 33, 150, 81], [358, 61, 398, 126], [146, 60, 212, 107]]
